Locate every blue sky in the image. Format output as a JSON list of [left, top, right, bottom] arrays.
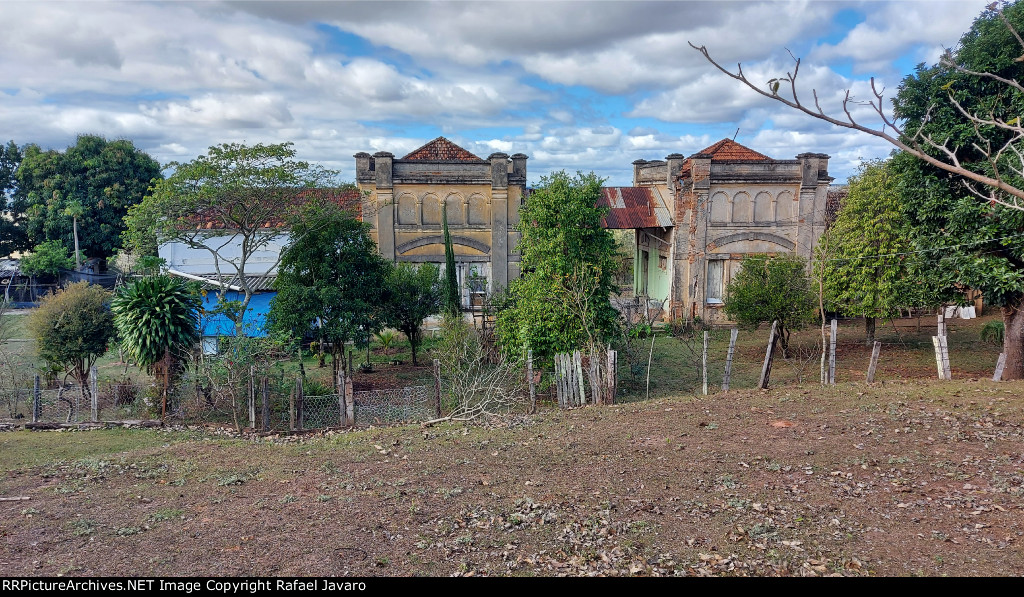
[[0, 0, 992, 186]]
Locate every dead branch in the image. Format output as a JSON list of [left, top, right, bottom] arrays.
[[689, 6, 1024, 210]]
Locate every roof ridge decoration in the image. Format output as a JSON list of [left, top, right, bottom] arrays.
[[693, 138, 773, 162], [401, 136, 483, 162]]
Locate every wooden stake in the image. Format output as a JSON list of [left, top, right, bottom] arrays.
[[828, 319, 837, 385], [866, 341, 881, 383], [527, 350, 536, 413], [607, 348, 617, 405], [248, 365, 256, 429], [433, 359, 442, 418], [295, 376, 303, 431], [645, 334, 656, 401], [344, 373, 354, 426], [89, 366, 98, 422], [574, 350, 585, 406], [342, 368, 350, 425], [722, 328, 737, 392], [994, 352, 1007, 382], [261, 377, 270, 431], [758, 321, 779, 389], [702, 331, 709, 395], [32, 375, 40, 424]]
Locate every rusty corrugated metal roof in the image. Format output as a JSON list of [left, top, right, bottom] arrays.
[[597, 187, 673, 229]]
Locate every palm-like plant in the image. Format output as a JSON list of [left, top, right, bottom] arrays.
[[112, 275, 201, 388]]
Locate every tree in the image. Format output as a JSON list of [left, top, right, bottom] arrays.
[[19, 239, 74, 278], [16, 135, 161, 261], [691, 2, 1024, 211], [125, 142, 337, 335], [111, 275, 201, 397], [27, 282, 113, 419], [0, 140, 26, 257], [494, 171, 620, 363], [382, 262, 441, 366], [441, 208, 460, 317], [267, 201, 391, 382], [815, 160, 934, 345], [723, 253, 817, 356]]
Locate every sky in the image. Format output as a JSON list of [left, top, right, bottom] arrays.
[[0, 0, 993, 186]]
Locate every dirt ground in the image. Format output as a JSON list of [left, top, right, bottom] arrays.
[[2, 378, 1023, 577]]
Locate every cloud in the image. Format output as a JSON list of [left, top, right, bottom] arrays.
[[812, 0, 990, 73]]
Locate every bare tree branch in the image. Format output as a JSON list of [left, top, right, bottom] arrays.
[[689, 9, 1024, 211]]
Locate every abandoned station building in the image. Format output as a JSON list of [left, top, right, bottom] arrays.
[[355, 137, 527, 309], [599, 139, 833, 323], [355, 136, 832, 322]]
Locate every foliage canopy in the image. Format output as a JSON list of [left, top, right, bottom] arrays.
[[495, 171, 620, 363]]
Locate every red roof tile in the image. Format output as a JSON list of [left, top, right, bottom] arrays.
[[402, 137, 483, 162], [187, 188, 362, 230], [694, 138, 772, 161], [596, 187, 670, 229]]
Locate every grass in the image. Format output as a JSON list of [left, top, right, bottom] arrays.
[[0, 429, 196, 473]]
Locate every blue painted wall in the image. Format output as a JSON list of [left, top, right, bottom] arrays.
[[200, 291, 275, 338]]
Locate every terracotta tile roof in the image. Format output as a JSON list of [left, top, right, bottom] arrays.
[[596, 187, 673, 229], [693, 138, 773, 161], [402, 137, 483, 162], [188, 188, 362, 230]]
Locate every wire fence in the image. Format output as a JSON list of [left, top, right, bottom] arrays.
[[0, 375, 151, 424]]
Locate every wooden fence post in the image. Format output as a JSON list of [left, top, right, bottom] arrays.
[[89, 366, 98, 422], [337, 368, 345, 426], [261, 377, 270, 432], [722, 328, 738, 392], [344, 373, 355, 427], [574, 350, 585, 406], [866, 341, 882, 383], [295, 376, 304, 431], [991, 352, 1007, 380], [645, 334, 656, 401], [33, 375, 40, 423], [248, 365, 256, 429], [758, 321, 779, 390], [702, 331, 709, 396], [433, 359, 442, 418], [828, 319, 838, 385], [527, 350, 536, 414], [607, 348, 617, 405]]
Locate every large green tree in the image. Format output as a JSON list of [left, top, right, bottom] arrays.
[[494, 171, 619, 363], [724, 253, 817, 356], [0, 140, 26, 257], [125, 142, 337, 335], [268, 201, 391, 379], [815, 160, 940, 345], [382, 262, 441, 366], [27, 282, 113, 419], [16, 135, 160, 262], [887, 2, 1024, 378]]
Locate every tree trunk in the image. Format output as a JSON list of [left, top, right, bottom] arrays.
[[1001, 303, 1024, 380], [865, 316, 876, 346], [409, 330, 419, 367]]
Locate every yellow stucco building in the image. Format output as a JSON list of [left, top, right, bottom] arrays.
[[355, 137, 527, 307]]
